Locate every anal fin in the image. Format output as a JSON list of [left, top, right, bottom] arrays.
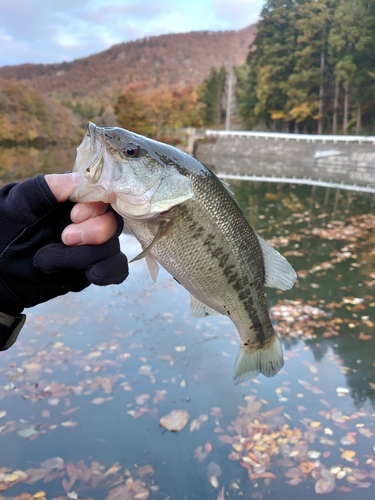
[[190, 295, 221, 318]]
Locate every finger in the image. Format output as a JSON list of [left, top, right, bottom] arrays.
[[45, 173, 82, 202], [35, 240, 121, 272], [62, 211, 118, 246], [70, 201, 109, 223]]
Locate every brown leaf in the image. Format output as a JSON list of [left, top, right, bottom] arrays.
[[159, 409, 189, 432], [217, 487, 225, 500], [136, 465, 154, 477], [315, 477, 335, 494], [358, 427, 374, 438], [14, 494, 33, 500], [359, 332, 372, 340], [299, 461, 316, 474], [285, 468, 302, 479], [135, 394, 150, 406]]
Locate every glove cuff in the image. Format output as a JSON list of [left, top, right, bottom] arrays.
[[0, 311, 26, 350]]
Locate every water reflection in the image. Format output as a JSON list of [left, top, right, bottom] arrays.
[[0, 149, 375, 499], [0, 146, 75, 186]]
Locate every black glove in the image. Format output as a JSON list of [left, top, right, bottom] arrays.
[[0, 174, 128, 350]]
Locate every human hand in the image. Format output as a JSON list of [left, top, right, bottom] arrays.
[[0, 173, 128, 319], [45, 173, 119, 246]]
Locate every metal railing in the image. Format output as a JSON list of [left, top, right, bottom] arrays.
[[217, 173, 375, 194], [206, 130, 375, 145]]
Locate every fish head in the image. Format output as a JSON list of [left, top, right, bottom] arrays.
[[70, 122, 194, 219]]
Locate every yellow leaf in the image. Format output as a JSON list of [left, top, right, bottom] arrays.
[[310, 421, 321, 428], [33, 493, 47, 499], [341, 450, 356, 461], [3, 473, 19, 483]]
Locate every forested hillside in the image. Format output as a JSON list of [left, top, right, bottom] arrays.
[[0, 78, 81, 145], [236, 0, 375, 135], [0, 27, 255, 119]]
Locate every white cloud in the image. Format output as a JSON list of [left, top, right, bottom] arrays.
[[0, 0, 263, 67], [210, 0, 261, 29]]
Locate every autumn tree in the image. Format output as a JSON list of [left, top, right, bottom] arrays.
[[115, 84, 203, 138], [0, 78, 80, 144]]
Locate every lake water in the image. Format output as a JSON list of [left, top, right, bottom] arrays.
[[0, 147, 375, 500]]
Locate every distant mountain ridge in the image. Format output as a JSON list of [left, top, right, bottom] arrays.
[[0, 26, 256, 100]]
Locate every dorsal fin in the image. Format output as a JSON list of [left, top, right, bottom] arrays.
[[256, 235, 297, 291]]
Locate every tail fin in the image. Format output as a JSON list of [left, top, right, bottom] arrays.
[[233, 334, 284, 385]]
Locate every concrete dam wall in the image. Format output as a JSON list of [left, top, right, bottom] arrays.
[[195, 131, 375, 187]]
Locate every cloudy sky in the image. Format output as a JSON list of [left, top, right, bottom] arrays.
[[0, 0, 265, 66], [0, 0, 264, 67]]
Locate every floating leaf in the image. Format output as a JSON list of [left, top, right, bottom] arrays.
[[18, 427, 38, 438], [92, 397, 106, 405], [61, 420, 78, 427], [159, 409, 189, 432], [33, 492, 47, 499], [136, 394, 150, 405], [209, 475, 219, 488], [299, 461, 316, 474], [48, 398, 60, 406], [341, 450, 356, 461]]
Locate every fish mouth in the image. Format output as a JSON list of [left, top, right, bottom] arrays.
[[83, 122, 105, 183]]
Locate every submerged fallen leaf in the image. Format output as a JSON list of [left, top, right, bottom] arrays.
[[315, 477, 335, 494], [217, 486, 225, 499], [159, 409, 189, 432], [40, 457, 64, 469], [136, 465, 154, 477]]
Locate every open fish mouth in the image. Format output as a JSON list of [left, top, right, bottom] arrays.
[[82, 122, 105, 184]]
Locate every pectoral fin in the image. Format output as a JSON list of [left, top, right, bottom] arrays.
[[130, 221, 169, 263]]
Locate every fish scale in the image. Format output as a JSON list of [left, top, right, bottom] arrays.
[[70, 122, 297, 384]]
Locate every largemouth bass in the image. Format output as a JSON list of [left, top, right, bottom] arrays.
[[70, 122, 297, 384]]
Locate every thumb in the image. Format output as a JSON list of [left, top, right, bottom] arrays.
[[45, 173, 82, 203]]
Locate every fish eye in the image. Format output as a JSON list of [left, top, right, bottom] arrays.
[[122, 143, 140, 158]]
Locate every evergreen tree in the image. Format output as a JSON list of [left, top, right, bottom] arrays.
[[287, 0, 335, 133], [240, 0, 299, 131], [199, 67, 227, 126], [236, 0, 375, 134]]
